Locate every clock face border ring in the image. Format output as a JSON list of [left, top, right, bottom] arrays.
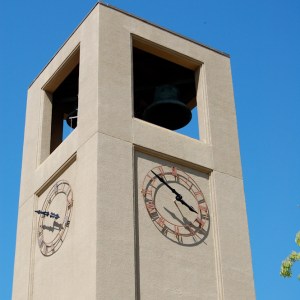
[[37, 180, 73, 256], [141, 165, 210, 247]]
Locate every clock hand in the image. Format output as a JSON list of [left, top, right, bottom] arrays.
[[175, 195, 198, 214], [151, 170, 179, 196], [151, 170, 197, 214], [35, 210, 60, 219], [35, 210, 49, 217], [50, 212, 60, 220]]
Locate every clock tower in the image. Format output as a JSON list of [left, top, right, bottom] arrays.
[[13, 3, 255, 299]]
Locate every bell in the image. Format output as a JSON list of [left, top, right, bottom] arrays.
[[66, 108, 78, 129], [61, 95, 78, 129], [143, 85, 192, 130]]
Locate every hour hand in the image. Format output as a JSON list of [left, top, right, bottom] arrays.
[[151, 170, 197, 214], [175, 195, 198, 214]]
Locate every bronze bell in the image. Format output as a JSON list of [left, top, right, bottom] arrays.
[[143, 84, 192, 130], [66, 108, 78, 129], [62, 96, 78, 129]]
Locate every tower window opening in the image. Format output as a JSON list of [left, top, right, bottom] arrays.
[[50, 64, 79, 153], [132, 44, 200, 139]]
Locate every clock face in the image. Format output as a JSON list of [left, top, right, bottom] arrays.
[[36, 180, 73, 256], [141, 165, 210, 246]]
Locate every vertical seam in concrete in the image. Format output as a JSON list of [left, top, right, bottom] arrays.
[[210, 171, 225, 300], [27, 196, 38, 300], [129, 27, 140, 300], [96, 133, 100, 300], [132, 149, 141, 300]]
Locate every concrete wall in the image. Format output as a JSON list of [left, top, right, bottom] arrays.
[[13, 5, 100, 300], [13, 3, 255, 300]]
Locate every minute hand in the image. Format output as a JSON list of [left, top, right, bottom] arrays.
[[151, 170, 180, 196], [151, 170, 197, 213]]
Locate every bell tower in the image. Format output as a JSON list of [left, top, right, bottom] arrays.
[[13, 3, 255, 300]]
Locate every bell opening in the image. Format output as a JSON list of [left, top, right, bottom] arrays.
[[50, 64, 79, 152], [133, 45, 199, 135]]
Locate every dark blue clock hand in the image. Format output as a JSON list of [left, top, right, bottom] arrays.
[[151, 170, 197, 214], [35, 210, 49, 217], [50, 212, 60, 220], [35, 210, 60, 219]]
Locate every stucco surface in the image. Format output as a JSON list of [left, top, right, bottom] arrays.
[[13, 4, 255, 300]]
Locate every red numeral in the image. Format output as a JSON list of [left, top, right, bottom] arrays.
[[174, 226, 183, 243], [195, 217, 205, 227], [158, 166, 167, 180], [172, 167, 178, 177], [179, 177, 192, 189], [150, 177, 157, 188], [194, 190, 203, 197], [198, 204, 207, 212], [38, 236, 44, 247], [145, 200, 156, 212], [67, 198, 73, 210], [53, 184, 59, 194], [174, 225, 179, 236], [157, 217, 165, 227], [150, 211, 159, 221], [141, 189, 152, 197], [161, 225, 168, 236]]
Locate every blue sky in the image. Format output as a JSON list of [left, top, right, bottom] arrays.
[[1, 0, 300, 299]]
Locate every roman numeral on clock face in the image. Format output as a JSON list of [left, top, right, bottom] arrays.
[[179, 176, 193, 189], [157, 166, 167, 180], [150, 211, 159, 221], [195, 217, 205, 227], [38, 225, 43, 236], [142, 165, 209, 246], [36, 180, 73, 256], [202, 213, 209, 221], [161, 225, 168, 236], [141, 189, 152, 197], [174, 225, 183, 243], [193, 191, 204, 200], [198, 204, 208, 212], [156, 217, 165, 228], [67, 200, 73, 210], [171, 167, 178, 178], [145, 200, 156, 212]]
